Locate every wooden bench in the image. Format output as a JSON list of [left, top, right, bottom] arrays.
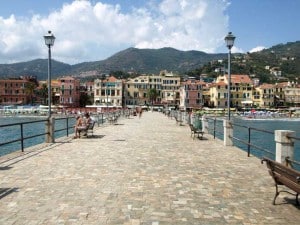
[[86, 121, 95, 137], [79, 121, 95, 138], [189, 124, 204, 140], [261, 157, 300, 205]]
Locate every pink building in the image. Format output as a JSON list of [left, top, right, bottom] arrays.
[[57, 76, 80, 107], [180, 79, 205, 110]]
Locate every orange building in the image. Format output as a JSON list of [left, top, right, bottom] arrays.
[[0, 77, 37, 105]]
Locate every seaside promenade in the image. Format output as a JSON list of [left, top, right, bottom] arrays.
[[0, 111, 299, 224]]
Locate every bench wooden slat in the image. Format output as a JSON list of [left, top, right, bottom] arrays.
[[262, 157, 300, 205]]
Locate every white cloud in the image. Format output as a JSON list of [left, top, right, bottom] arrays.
[[249, 46, 266, 53], [231, 46, 244, 54], [0, 0, 230, 64]]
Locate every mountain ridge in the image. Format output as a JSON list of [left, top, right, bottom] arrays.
[[0, 41, 299, 80], [0, 47, 227, 79]]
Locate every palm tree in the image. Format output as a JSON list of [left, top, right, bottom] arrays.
[[36, 83, 48, 105], [148, 88, 158, 107], [24, 82, 37, 105]]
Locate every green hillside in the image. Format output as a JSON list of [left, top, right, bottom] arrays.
[[188, 41, 300, 83], [0, 41, 299, 81]]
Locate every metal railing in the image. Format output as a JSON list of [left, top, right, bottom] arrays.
[[230, 122, 275, 158], [0, 110, 129, 156], [54, 117, 76, 137], [204, 117, 224, 139], [203, 116, 300, 170], [0, 119, 49, 153], [285, 135, 300, 168], [0, 117, 76, 155]]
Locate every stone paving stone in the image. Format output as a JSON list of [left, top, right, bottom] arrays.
[[0, 111, 300, 224]]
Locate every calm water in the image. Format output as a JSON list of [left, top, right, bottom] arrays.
[[0, 116, 76, 156], [205, 117, 300, 170]]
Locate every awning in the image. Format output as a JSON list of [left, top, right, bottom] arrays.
[[241, 100, 253, 104]]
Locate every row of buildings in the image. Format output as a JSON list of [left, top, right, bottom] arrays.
[[0, 71, 299, 111]]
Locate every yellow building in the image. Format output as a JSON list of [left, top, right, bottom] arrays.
[[209, 81, 228, 108], [160, 72, 181, 107], [253, 84, 275, 108], [94, 76, 123, 109], [213, 74, 253, 108], [125, 75, 149, 106], [148, 75, 162, 103], [123, 72, 180, 108]]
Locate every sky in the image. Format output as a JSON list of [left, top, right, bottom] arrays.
[[0, 0, 299, 65]]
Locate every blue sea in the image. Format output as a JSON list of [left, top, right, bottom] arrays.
[[204, 117, 300, 170], [0, 116, 76, 156]]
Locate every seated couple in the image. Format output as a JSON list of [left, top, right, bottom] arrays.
[[74, 113, 92, 138]]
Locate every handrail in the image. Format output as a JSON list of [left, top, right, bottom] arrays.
[[0, 119, 48, 127], [231, 121, 275, 157], [232, 122, 274, 135], [204, 117, 223, 139], [0, 111, 125, 156], [286, 156, 300, 168], [54, 117, 74, 137], [204, 116, 300, 170], [0, 117, 75, 155], [231, 136, 275, 157], [0, 119, 49, 153]]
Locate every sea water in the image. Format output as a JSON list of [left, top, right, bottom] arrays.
[[208, 117, 300, 169], [0, 116, 76, 156]]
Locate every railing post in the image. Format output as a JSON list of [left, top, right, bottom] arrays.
[[20, 124, 24, 152], [247, 127, 251, 157], [274, 130, 295, 164], [213, 118, 216, 139], [66, 117, 69, 137], [45, 117, 55, 143], [202, 116, 208, 133], [223, 119, 233, 146]]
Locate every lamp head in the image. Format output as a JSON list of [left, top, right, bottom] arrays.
[[225, 32, 235, 50], [44, 31, 55, 47]]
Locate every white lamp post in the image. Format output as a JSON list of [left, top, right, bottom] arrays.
[[224, 32, 235, 120], [43, 31, 55, 117]]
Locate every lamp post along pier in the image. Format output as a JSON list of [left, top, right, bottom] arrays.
[[43, 31, 55, 117], [44, 31, 55, 143], [224, 32, 236, 120]]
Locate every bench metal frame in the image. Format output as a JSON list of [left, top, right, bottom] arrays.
[[262, 157, 300, 205], [86, 121, 95, 137], [189, 124, 204, 140]]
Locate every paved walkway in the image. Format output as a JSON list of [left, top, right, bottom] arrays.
[[0, 112, 299, 225]]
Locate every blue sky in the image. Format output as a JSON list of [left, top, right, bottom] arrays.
[[0, 0, 299, 64]]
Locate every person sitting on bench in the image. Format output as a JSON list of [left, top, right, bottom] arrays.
[[74, 113, 92, 138]]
